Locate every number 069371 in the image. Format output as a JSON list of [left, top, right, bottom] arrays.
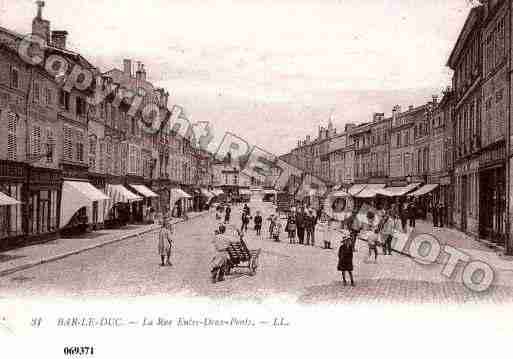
[[63, 347, 94, 356]]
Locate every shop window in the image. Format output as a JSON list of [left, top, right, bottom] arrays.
[[0, 184, 23, 239]]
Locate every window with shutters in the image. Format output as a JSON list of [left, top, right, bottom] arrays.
[[89, 136, 97, 170], [30, 125, 42, 159], [77, 131, 84, 162], [63, 126, 73, 161], [45, 129, 55, 163], [10, 67, 19, 89], [33, 81, 40, 103], [7, 112, 18, 161], [45, 88, 52, 106], [99, 141, 105, 173], [60, 90, 70, 110]]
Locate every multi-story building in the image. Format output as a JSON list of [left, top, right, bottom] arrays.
[[478, 0, 509, 247], [448, 4, 484, 238], [350, 122, 372, 183], [369, 113, 390, 182], [428, 89, 455, 225]]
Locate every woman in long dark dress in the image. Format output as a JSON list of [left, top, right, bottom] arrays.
[[337, 236, 355, 286]]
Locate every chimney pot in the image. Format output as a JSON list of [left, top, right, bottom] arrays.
[[409, 105, 414, 111]]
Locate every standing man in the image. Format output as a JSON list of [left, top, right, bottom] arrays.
[[224, 205, 232, 224], [296, 206, 306, 245], [408, 199, 416, 231], [305, 208, 313, 246], [307, 208, 318, 246]]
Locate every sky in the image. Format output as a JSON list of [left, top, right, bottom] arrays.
[[0, 0, 474, 155]]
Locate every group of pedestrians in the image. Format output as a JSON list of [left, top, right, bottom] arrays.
[[285, 205, 321, 246]]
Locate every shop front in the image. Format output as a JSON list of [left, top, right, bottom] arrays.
[[0, 160, 27, 250], [27, 166, 62, 240], [88, 172, 107, 230], [128, 183, 159, 223], [478, 143, 506, 246], [151, 179, 172, 214], [170, 188, 192, 217], [104, 183, 143, 227]]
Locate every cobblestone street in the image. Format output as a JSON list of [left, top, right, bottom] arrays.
[[1, 201, 513, 305]]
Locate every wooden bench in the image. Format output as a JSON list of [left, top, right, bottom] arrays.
[[226, 239, 261, 276]]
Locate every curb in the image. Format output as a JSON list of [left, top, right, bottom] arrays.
[[0, 211, 210, 278]]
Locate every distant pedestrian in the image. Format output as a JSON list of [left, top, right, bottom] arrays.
[[157, 218, 174, 267], [268, 214, 276, 239], [408, 200, 416, 231], [346, 208, 362, 252], [224, 205, 231, 224], [296, 207, 306, 245], [381, 212, 399, 255], [337, 235, 355, 286], [366, 228, 379, 263], [272, 220, 282, 242], [254, 211, 263, 236], [241, 212, 250, 233], [286, 211, 297, 244]]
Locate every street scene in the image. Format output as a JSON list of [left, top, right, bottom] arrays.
[[1, 0, 513, 308], [1, 195, 513, 304]]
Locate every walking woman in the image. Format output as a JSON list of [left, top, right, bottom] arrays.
[[158, 218, 174, 267], [286, 210, 297, 244], [337, 235, 355, 286]]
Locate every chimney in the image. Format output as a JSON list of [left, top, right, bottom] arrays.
[[136, 61, 143, 81], [32, 1, 50, 44], [373, 112, 384, 122], [345, 123, 356, 133], [141, 64, 147, 81], [51, 30, 68, 49], [432, 95, 438, 104], [408, 105, 414, 111], [306, 135, 311, 144], [123, 59, 132, 77]]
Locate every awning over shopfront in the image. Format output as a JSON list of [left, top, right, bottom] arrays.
[[170, 188, 192, 199], [106, 184, 143, 204], [0, 191, 21, 206], [354, 184, 386, 198], [60, 181, 110, 228], [329, 190, 349, 198], [200, 188, 215, 198], [240, 189, 251, 195], [375, 183, 421, 197], [129, 184, 159, 198], [211, 189, 224, 196], [348, 184, 367, 196], [408, 184, 439, 197]]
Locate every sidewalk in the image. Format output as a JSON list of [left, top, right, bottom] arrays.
[[0, 210, 210, 277], [396, 220, 513, 273]]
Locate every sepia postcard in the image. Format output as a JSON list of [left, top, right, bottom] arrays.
[[1, 0, 513, 358]]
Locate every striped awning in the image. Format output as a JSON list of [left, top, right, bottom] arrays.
[[408, 184, 439, 197], [129, 184, 159, 198], [348, 184, 367, 196], [0, 191, 21, 206], [376, 183, 421, 197], [200, 188, 215, 198], [106, 184, 143, 204], [60, 181, 110, 228], [211, 189, 224, 196], [354, 184, 386, 198]]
